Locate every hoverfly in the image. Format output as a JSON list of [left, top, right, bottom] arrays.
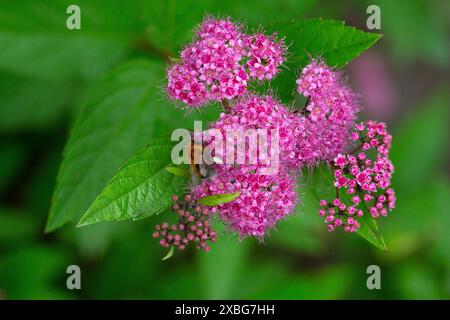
[[189, 141, 220, 185]]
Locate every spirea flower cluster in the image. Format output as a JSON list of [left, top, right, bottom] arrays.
[[318, 121, 396, 232], [160, 16, 395, 252], [167, 17, 286, 107], [192, 94, 300, 238], [295, 59, 359, 165]]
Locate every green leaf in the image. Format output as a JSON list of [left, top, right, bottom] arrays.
[[47, 60, 169, 232], [165, 166, 190, 177], [356, 208, 388, 251], [304, 165, 388, 251], [198, 192, 241, 206], [266, 18, 382, 102], [77, 136, 188, 227], [161, 246, 175, 261], [274, 18, 382, 67]]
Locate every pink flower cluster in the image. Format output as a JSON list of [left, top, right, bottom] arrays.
[[193, 166, 297, 238], [153, 195, 217, 252], [295, 59, 359, 165], [167, 17, 285, 107], [318, 121, 396, 232], [206, 95, 302, 169], [193, 95, 300, 238]]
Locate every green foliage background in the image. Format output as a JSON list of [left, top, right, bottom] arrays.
[[0, 0, 449, 299]]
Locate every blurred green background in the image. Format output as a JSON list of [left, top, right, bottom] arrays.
[[0, 0, 449, 299]]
